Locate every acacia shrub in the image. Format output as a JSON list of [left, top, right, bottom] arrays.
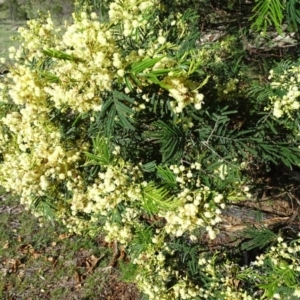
[[0, 0, 300, 299]]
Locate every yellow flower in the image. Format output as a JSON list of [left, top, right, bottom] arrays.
[[158, 36, 166, 44]]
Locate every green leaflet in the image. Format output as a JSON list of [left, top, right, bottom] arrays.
[[83, 136, 112, 166], [250, 0, 284, 33], [241, 226, 277, 251], [144, 120, 186, 163], [100, 91, 135, 135], [130, 57, 164, 74], [141, 182, 180, 215], [42, 49, 85, 63]]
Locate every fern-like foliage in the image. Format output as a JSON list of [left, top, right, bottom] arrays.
[[286, 0, 300, 31], [129, 224, 154, 258], [258, 257, 298, 298], [276, 287, 299, 300], [250, 0, 284, 33], [272, 59, 296, 74], [144, 120, 186, 163], [42, 48, 85, 63], [31, 195, 57, 222], [247, 84, 274, 103], [176, 9, 200, 56], [84, 136, 113, 167], [156, 165, 178, 190], [97, 90, 135, 136], [168, 237, 211, 284], [28, 55, 60, 83], [141, 160, 157, 173], [194, 108, 253, 171], [241, 226, 277, 251], [141, 182, 180, 215], [255, 140, 300, 168], [191, 103, 300, 180]]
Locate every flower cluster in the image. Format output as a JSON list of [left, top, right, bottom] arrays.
[[109, 0, 157, 37], [0, 106, 84, 210], [240, 235, 300, 299], [4, 5, 207, 115], [159, 163, 224, 240], [160, 163, 225, 240], [198, 257, 254, 300], [253, 236, 300, 270], [267, 65, 300, 118], [162, 77, 204, 113], [0, 0, 210, 251], [2, 1, 293, 299], [133, 246, 201, 299]]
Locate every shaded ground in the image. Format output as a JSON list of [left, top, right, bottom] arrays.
[[0, 191, 141, 300]]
